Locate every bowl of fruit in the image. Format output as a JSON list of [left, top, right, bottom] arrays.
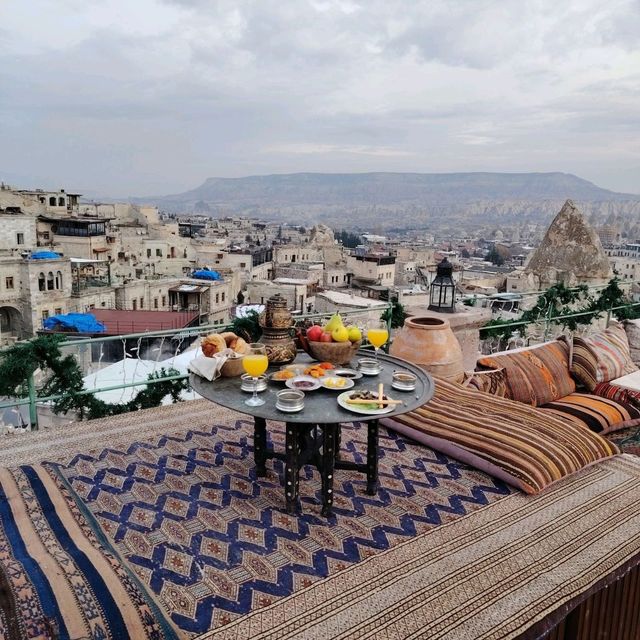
[[302, 314, 363, 366]]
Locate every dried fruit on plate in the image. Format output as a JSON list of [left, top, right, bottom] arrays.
[[318, 362, 334, 370], [304, 366, 327, 378], [272, 370, 295, 380]]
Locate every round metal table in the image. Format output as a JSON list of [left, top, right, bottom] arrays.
[[190, 350, 434, 516]]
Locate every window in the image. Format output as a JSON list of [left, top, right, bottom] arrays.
[[16, 233, 24, 245], [38, 273, 45, 291], [240, 262, 246, 268], [5, 277, 13, 290], [42, 310, 49, 319], [54, 307, 62, 315], [55, 271, 62, 289], [154, 298, 158, 309], [132, 299, 137, 310], [42, 231, 50, 240], [161, 295, 166, 306], [156, 249, 162, 257], [139, 297, 144, 309], [47, 272, 54, 291], [58, 197, 65, 207], [49, 196, 56, 206], [221, 292, 225, 303], [147, 249, 152, 258], [215, 293, 219, 304]]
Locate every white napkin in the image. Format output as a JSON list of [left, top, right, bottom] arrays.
[[188, 348, 236, 381]]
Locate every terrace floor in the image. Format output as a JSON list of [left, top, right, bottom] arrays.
[[0, 399, 639, 639]]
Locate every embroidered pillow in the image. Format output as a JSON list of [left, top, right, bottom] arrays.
[[477, 340, 575, 407], [462, 368, 508, 398], [382, 379, 619, 495], [571, 323, 638, 391]]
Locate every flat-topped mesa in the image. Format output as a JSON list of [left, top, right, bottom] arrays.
[[522, 199, 613, 290]]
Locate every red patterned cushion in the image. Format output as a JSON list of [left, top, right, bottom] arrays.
[[571, 323, 638, 391], [477, 341, 575, 406]]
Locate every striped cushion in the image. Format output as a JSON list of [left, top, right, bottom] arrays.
[[477, 341, 575, 406], [540, 392, 640, 434], [462, 367, 508, 397], [383, 379, 619, 495], [571, 322, 638, 391]]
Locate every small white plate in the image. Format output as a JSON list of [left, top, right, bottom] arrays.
[[285, 375, 321, 391], [337, 391, 395, 415], [333, 368, 363, 380], [320, 376, 355, 391]]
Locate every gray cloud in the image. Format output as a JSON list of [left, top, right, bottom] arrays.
[[0, 0, 638, 196]]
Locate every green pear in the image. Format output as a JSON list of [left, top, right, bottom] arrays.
[[324, 313, 343, 333]]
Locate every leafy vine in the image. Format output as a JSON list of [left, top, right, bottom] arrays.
[[0, 334, 188, 422]]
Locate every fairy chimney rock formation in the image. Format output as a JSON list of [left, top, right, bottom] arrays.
[[309, 224, 335, 245], [523, 200, 612, 290]]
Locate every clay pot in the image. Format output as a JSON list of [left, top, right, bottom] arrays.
[[390, 316, 464, 382], [259, 328, 297, 365]]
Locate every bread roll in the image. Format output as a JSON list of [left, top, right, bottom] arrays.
[[201, 333, 226, 357], [233, 337, 248, 354], [220, 332, 237, 346]]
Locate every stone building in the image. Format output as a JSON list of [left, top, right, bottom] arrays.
[[0, 254, 73, 341]]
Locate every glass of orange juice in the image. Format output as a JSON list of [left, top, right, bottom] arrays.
[[243, 344, 269, 406], [367, 320, 389, 364]]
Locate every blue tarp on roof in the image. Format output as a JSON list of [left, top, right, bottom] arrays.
[[31, 251, 61, 260], [42, 313, 106, 333], [192, 269, 222, 281]]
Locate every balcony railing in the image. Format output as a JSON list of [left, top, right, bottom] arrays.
[[0, 305, 392, 431]]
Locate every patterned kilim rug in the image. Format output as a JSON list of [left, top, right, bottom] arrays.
[[0, 400, 639, 639]]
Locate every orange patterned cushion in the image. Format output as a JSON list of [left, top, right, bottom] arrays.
[[477, 341, 575, 406]]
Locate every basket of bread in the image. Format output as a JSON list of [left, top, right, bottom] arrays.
[[200, 332, 248, 377]]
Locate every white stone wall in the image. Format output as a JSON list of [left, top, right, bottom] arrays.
[[0, 216, 37, 252]]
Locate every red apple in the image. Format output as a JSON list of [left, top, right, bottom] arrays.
[[319, 332, 333, 343], [307, 325, 324, 342]]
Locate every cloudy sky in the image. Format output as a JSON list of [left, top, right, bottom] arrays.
[[1, 0, 639, 197]]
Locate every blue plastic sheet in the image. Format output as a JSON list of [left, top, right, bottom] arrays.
[[192, 269, 222, 281], [43, 313, 106, 333], [31, 251, 61, 260]]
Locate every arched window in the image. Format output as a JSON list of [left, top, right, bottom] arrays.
[[49, 196, 56, 206], [47, 272, 54, 291], [58, 197, 65, 206], [38, 272, 46, 291], [55, 271, 62, 289]]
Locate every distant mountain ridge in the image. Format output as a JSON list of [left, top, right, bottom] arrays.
[[134, 172, 640, 229]]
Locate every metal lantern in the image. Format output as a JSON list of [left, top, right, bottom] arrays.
[[428, 257, 456, 313]]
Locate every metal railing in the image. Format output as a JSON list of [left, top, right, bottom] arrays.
[[478, 296, 640, 353], [0, 304, 393, 430]]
